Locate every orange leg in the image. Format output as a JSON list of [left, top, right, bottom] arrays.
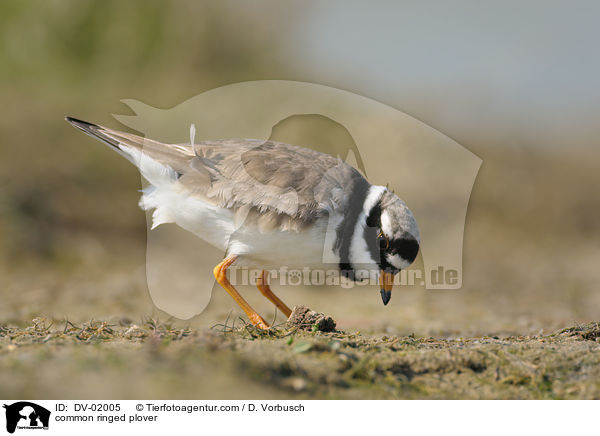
[[256, 270, 292, 318], [213, 256, 269, 329]]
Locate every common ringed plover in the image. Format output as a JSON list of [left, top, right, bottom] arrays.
[[66, 117, 420, 329]]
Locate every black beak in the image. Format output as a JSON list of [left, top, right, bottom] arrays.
[[380, 289, 391, 305]]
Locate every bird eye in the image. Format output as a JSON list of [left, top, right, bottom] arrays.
[[377, 231, 389, 250]]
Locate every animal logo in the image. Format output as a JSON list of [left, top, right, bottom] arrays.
[[3, 402, 50, 434], [107, 80, 481, 319]]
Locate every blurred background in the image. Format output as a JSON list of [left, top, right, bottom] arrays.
[[1, 0, 599, 340]]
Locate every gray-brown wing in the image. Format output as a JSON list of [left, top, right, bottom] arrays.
[[180, 139, 365, 229], [65, 118, 364, 231]]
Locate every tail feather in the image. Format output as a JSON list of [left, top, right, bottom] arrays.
[[65, 116, 140, 162], [66, 116, 173, 158], [65, 117, 119, 150], [65, 116, 191, 187]]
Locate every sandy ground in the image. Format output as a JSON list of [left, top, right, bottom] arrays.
[[2, 316, 600, 399]]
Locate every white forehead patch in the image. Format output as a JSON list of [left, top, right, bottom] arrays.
[[386, 253, 413, 270], [380, 210, 393, 237]]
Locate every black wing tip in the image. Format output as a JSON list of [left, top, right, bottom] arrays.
[[65, 116, 99, 132], [65, 116, 121, 148]]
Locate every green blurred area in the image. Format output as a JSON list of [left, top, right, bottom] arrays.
[[0, 0, 298, 267]]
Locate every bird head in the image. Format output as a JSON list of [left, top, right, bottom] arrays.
[[365, 188, 420, 305]]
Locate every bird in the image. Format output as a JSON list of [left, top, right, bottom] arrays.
[[66, 116, 420, 329]]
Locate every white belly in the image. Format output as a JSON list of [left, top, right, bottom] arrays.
[[229, 219, 334, 269]]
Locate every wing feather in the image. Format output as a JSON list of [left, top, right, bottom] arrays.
[[66, 118, 365, 230]]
